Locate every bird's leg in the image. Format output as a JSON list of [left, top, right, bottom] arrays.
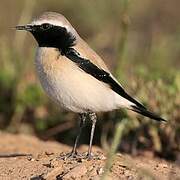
[[87, 112, 97, 159], [70, 113, 86, 157]]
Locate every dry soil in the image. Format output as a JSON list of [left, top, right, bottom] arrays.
[[0, 132, 179, 180]]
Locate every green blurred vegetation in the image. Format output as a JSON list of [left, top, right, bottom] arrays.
[[0, 0, 179, 161]]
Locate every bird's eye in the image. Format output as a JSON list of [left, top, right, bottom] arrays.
[[41, 23, 52, 30]]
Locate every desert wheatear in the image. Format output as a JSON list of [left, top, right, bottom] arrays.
[[16, 12, 166, 159]]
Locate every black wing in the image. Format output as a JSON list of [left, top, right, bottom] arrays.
[[64, 48, 146, 110]]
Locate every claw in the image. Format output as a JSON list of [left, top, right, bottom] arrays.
[[59, 151, 77, 160], [86, 153, 93, 161]]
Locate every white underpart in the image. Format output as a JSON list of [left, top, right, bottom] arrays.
[[35, 47, 134, 113]]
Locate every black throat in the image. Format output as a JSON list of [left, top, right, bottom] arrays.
[[31, 24, 76, 54]]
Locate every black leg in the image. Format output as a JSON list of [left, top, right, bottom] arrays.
[[87, 112, 97, 159], [70, 113, 86, 157]]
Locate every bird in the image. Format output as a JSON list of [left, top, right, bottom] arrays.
[[16, 12, 166, 159]]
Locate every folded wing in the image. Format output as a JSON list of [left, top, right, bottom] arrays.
[[63, 48, 166, 122]]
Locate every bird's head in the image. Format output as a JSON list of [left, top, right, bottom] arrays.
[[16, 12, 78, 52]]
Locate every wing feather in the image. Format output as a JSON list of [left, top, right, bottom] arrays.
[[64, 48, 146, 110]]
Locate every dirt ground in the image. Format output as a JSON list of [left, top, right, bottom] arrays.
[[0, 132, 179, 180]]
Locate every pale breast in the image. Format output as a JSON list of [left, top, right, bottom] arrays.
[[35, 47, 129, 113]]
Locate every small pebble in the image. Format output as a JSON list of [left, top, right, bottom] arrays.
[[45, 151, 54, 156], [97, 167, 104, 175]]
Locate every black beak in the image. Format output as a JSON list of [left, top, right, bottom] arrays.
[[15, 24, 33, 31]]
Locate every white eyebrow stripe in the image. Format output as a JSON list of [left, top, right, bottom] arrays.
[[31, 19, 69, 30]]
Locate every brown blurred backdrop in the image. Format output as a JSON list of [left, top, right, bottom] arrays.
[[0, 0, 179, 162]]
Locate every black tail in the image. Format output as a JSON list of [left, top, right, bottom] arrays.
[[130, 105, 166, 122]]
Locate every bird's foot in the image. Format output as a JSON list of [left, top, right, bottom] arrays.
[[58, 151, 94, 161], [58, 151, 105, 161], [59, 151, 78, 160], [86, 152, 106, 161], [86, 152, 93, 160]]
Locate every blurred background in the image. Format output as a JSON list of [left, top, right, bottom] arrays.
[[0, 0, 179, 162]]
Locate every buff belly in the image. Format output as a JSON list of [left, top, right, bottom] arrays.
[[35, 47, 131, 113]]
